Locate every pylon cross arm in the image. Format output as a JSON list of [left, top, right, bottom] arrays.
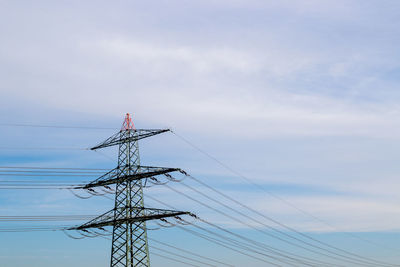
[[70, 114, 191, 267], [69, 207, 190, 230], [91, 129, 170, 150], [75, 166, 181, 189]]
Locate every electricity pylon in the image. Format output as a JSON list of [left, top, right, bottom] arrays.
[[70, 113, 191, 267]]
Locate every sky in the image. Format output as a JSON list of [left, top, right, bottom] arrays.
[[1, 0, 400, 266]]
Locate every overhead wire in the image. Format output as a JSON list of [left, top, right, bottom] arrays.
[[150, 245, 216, 267], [0, 181, 85, 184], [148, 237, 235, 267], [0, 170, 103, 174], [0, 166, 108, 170], [176, 224, 282, 266], [176, 179, 347, 266], [0, 226, 69, 232], [0, 188, 79, 191], [181, 174, 395, 267], [94, 148, 378, 266], [147, 196, 328, 267], [160, 184, 364, 267], [0, 147, 89, 150], [93, 147, 291, 265], [95, 232, 221, 267], [151, 250, 202, 267], [1, 123, 393, 264], [165, 180, 395, 267], [0, 174, 98, 176], [0, 215, 96, 220], [171, 131, 398, 266], [0, 180, 86, 189], [147, 195, 290, 267], [0, 123, 114, 130]]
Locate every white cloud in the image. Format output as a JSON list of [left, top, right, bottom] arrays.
[[1, 0, 400, 239]]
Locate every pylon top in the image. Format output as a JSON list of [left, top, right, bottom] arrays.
[[91, 114, 169, 150], [121, 113, 135, 130]]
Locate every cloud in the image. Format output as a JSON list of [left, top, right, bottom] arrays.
[[1, 0, 400, 239]]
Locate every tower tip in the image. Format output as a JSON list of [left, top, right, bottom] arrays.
[[121, 113, 135, 130]]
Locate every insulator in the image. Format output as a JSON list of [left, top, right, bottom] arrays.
[[165, 175, 183, 182], [78, 230, 98, 238], [86, 189, 106, 196], [68, 188, 92, 199], [174, 216, 192, 226], [155, 220, 176, 228], [62, 229, 85, 240], [100, 187, 114, 194], [179, 170, 188, 176], [148, 177, 169, 186], [92, 229, 111, 236], [146, 226, 161, 231]]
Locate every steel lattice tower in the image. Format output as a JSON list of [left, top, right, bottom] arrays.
[[112, 116, 149, 267], [69, 114, 191, 267]]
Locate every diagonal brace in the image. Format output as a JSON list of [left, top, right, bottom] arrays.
[[91, 129, 170, 150]]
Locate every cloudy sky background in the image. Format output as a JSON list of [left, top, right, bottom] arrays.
[[1, 0, 400, 266]]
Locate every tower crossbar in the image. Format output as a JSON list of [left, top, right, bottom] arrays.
[[69, 114, 191, 267]]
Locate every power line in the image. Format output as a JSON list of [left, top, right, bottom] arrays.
[[0, 184, 80, 187], [151, 251, 202, 267], [0, 187, 73, 190], [176, 179, 346, 266], [0, 146, 89, 151], [147, 195, 325, 267], [150, 245, 216, 267], [172, 131, 398, 266], [177, 225, 282, 266], [0, 226, 69, 232], [146, 195, 285, 266], [148, 238, 235, 267], [0, 180, 88, 183], [0, 174, 98, 177], [181, 174, 395, 267], [0, 170, 103, 174], [93, 140, 290, 265], [65, 114, 192, 267], [0, 215, 96, 221], [0, 166, 108, 170], [0, 218, 232, 266], [161, 183, 380, 267], [0, 123, 114, 130]]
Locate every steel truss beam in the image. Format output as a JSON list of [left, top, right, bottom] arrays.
[[91, 129, 170, 150], [71, 116, 189, 267], [70, 207, 189, 229], [75, 166, 180, 189]]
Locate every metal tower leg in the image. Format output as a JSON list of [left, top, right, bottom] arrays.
[[69, 114, 190, 267], [110, 130, 150, 267]]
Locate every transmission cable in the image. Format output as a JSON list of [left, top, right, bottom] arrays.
[[0, 166, 108, 170], [0, 146, 89, 150], [0, 123, 114, 130], [176, 179, 348, 266], [182, 174, 395, 267], [0, 215, 96, 221], [147, 195, 286, 266], [172, 131, 397, 266], [147, 195, 319, 267], [150, 245, 216, 266], [162, 182, 393, 267], [174, 182, 393, 267], [151, 250, 202, 267], [148, 237, 234, 267]]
